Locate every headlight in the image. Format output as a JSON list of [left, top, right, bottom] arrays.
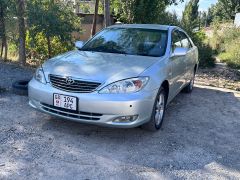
[[99, 77, 149, 94], [35, 67, 46, 84]]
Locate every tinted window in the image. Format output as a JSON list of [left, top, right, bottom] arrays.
[[81, 28, 168, 57]]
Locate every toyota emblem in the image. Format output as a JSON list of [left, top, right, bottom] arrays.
[[66, 77, 75, 85]]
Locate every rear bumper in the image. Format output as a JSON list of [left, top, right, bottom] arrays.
[[28, 78, 158, 128]]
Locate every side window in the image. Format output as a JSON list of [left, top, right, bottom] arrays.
[[171, 30, 182, 51], [179, 32, 192, 49]]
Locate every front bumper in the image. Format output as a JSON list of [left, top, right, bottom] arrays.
[[28, 78, 158, 128]]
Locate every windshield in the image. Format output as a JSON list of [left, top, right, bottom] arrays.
[[81, 28, 168, 57]]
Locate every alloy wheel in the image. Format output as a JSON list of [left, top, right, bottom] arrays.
[[154, 92, 165, 126]]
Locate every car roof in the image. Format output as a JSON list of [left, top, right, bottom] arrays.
[[107, 24, 177, 31]]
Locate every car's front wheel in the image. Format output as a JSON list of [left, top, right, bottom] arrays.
[[142, 87, 166, 131]]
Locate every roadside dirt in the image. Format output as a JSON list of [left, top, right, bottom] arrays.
[[196, 63, 240, 91], [0, 62, 240, 179]]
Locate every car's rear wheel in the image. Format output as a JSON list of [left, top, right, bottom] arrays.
[[142, 87, 166, 131], [183, 70, 196, 93]]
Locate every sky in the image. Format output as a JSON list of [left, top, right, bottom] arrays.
[[167, 0, 218, 17]]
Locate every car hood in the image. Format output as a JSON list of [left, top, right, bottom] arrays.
[[42, 50, 158, 84]]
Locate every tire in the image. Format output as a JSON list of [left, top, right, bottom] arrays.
[[142, 87, 167, 131], [183, 71, 196, 93], [12, 80, 30, 96], [0, 87, 6, 93]]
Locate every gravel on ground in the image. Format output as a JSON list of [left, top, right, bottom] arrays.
[[196, 63, 240, 91], [0, 62, 240, 179], [0, 61, 34, 92]]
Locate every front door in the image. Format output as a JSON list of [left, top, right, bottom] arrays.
[[178, 31, 196, 82], [169, 30, 187, 97]]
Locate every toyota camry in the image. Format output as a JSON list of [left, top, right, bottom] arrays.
[[28, 24, 198, 131]]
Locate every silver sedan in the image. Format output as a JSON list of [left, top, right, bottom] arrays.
[[28, 24, 198, 131]]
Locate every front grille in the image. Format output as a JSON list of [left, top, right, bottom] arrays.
[[41, 103, 102, 121], [49, 75, 101, 93]]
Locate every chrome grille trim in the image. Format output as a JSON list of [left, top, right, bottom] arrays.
[[40, 103, 102, 121], [49, 75, 101, 93], [50, 80, 98, 88]]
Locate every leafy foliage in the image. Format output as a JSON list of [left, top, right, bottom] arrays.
[[181, 0, 199, 35], [157, 11, 181, 26], [25, 31, 72, 64], [216, 28, 240, 69], [206, 0, 240, 25], [180, 0, 215, 67], [111, 0, 183, 24], [26, 0, 81, 58], [193, 31, 215, 67], [215, 0, 240, 20]]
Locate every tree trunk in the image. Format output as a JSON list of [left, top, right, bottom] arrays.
[[0, 41, 3, 59], [17, 0, 26, 66], [47, 36, 52, 58], [0, 5, 3, 59], [104, 0, 111, 27], [0, 4, 7, 61], [91, 0, 99, 37]]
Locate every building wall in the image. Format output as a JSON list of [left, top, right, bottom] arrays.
[[234, 13, 240, 27]]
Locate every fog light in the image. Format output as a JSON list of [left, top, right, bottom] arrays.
[[113, 115, 138, 123]]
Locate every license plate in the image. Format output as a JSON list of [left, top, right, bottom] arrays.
[[53, 94, 78, 111]]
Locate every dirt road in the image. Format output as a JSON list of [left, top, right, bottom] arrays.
[[0, 85, 240, 179], [0, 62, 240, 179]]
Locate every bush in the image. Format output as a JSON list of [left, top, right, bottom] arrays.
[[214, 28, 240, 69], [192, 30, 215, 68], [198, 44, 216, 67], [26, 31, 73, 64], [218, 36, 240, 69]]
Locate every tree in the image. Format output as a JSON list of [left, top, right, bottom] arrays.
[[0, 0, 8, 61], [181, 0, 199, 35], [205, 5, 215, 26], [199, 11, 208, 27], [207, 0, 240, 23], [217, 0, 240, 20], [26, 0, 81, 58], [111, 0, 184, 24], [161, 11, 180, 26], [181, 0, 215, 67], [17, 0, 26, 65], [91, 0, 99, 36]]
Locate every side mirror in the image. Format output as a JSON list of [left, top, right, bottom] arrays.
[[75, 41, 85, 49], [171, 47, 188, 57]]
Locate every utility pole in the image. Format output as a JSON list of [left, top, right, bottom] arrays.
[[104, 0, 110, 27]]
